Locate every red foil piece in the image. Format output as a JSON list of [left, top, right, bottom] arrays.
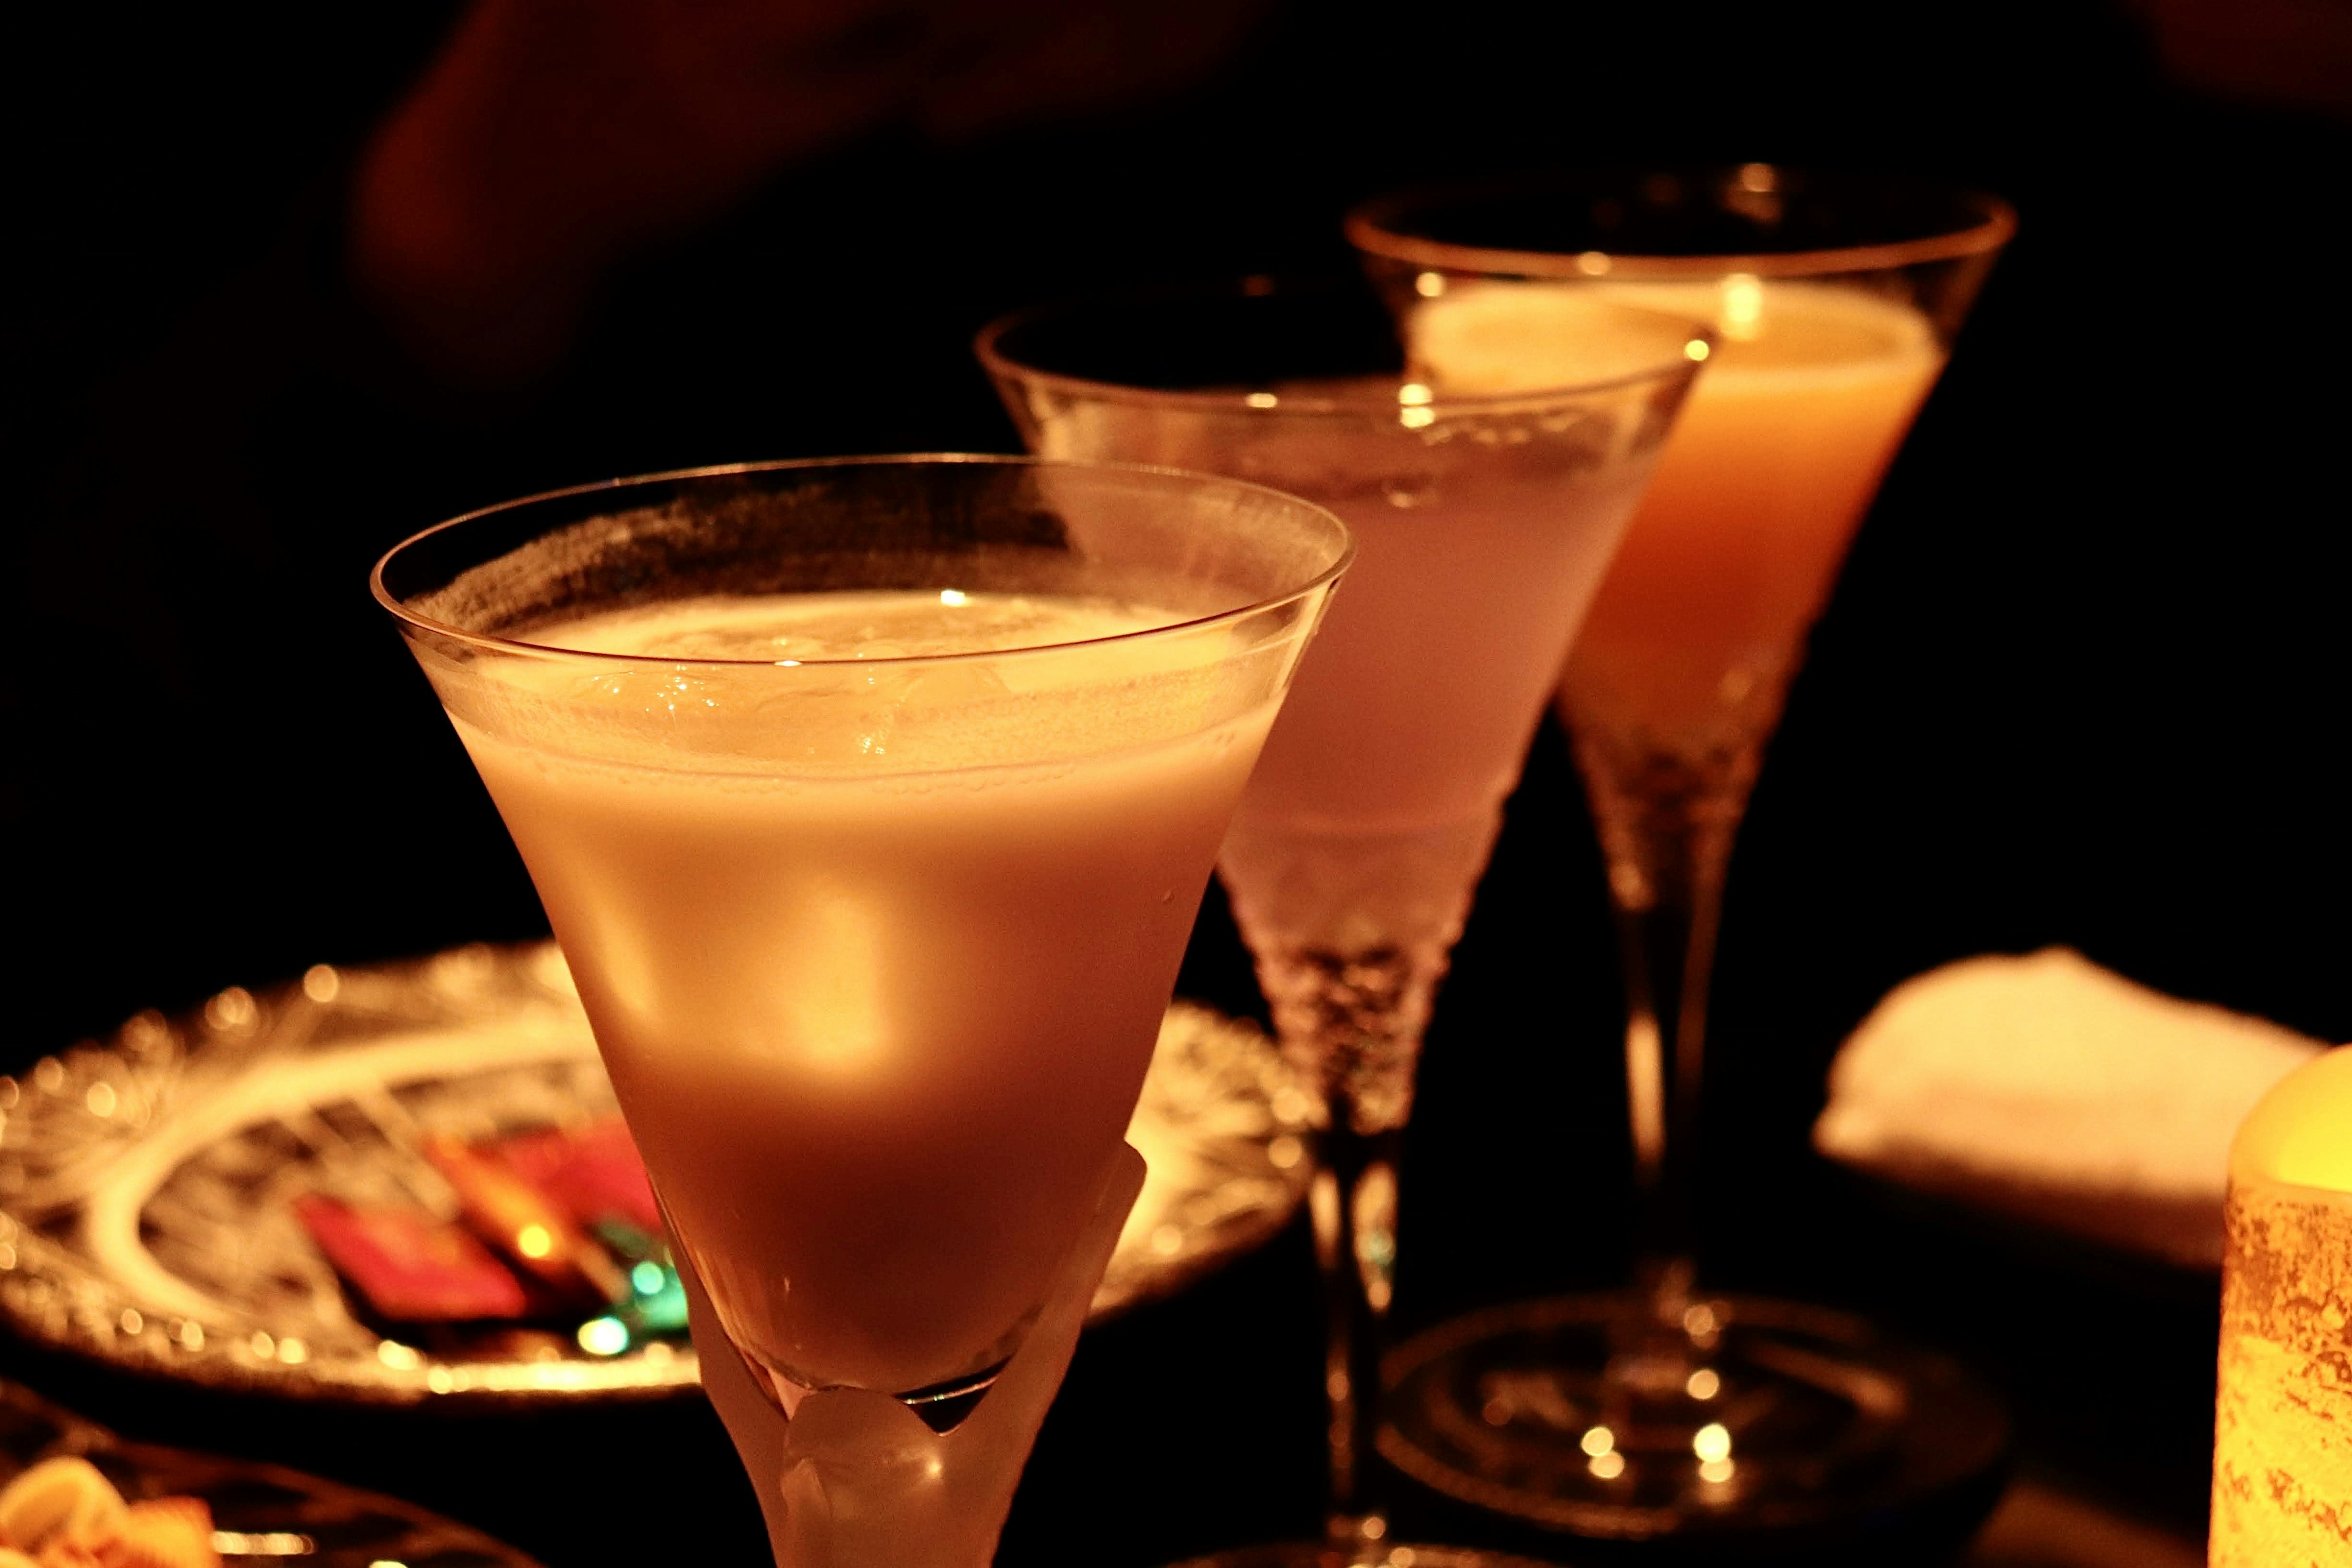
[[292, 1195, 529, 1321]]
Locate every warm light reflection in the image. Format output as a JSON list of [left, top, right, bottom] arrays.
[[1588, 1450, 1626, 1480], [1698, 1457, 1736, 1484], [2234, 1041, 2352, 1192], [515, 1223, 554, 1259], [1398, 383, 1433, 406], [937, 589, 968, 607], [782, 881, 894, 1076], [210, 1530, 316, 1556], [1693, 1421, 1732, 1462], [1684, 339, 1711, 362], [1686, 1367, 1721, 1400], [1415, 271, 1447, 298], [1626, 1011, 1665, 1174], [578, 1316, 630, 1356], [1352, 1161, 1398, 1314], [1245, 391, 1279, 409], [1579, 1425, 1615, 1457], [1719, 274, 1765, 342], [206, 986, 258, 1033]]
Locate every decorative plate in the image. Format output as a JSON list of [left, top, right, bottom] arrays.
[[0, 1376, 541, 1566], [0, 944, 1312, 1406]]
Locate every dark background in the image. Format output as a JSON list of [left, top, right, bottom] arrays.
[[2, 1, 2346, 1561]]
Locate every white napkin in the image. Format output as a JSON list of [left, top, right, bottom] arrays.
[[1813, 948, 2325, 1267]]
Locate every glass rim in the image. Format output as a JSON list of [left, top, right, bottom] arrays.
[[371, 453, 1355, 669], [1344, 167, 2018, 281], [973, 277, 1713, 417]]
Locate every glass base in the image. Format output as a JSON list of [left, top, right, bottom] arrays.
[[1169, 1544, 1563, 1568], [1378, 1293, 2008, 1543]]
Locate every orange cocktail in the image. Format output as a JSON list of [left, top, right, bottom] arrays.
[[1416, 277, 1943, 764], [1570, 282, 1938, 756]]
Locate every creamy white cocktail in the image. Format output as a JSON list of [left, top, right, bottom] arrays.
[[447, 591, 1272, 1397], [377, 459, 1348, 1568]]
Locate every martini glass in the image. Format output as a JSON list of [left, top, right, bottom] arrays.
[[979, 284, 1706, 1564], [372, 456, 1349, 1568], [1348, 169, 2015, 1538]]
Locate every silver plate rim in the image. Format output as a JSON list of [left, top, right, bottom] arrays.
[[0, 943, 1312, 1407]]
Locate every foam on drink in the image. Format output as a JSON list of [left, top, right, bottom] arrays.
[[428, 590, 1280, 1398]]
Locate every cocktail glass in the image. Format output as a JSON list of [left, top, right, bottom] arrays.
[[979, 284, 1706, 1564], [1348, 168, 2015, 1537], [371, 456, 1349, 1568]]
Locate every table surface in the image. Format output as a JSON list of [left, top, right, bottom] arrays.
[[1967, 1486, 2202, 1568]]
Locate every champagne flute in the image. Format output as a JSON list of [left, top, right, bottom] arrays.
[[979, 284, 1706, 1564], [372, 456, 1348, 1568], [1348, 168, 2015, 1538]]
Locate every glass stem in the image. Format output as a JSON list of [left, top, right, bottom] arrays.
[[1256, 942, 1444, 1560], [1576, 738, 1751, 1330], [1313, 1120, 1403, 1556]]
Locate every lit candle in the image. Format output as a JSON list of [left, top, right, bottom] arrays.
[[2210, 1044, 2352, 1564]]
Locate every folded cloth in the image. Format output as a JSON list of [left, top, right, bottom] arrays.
[[1813, 948, 2326, 1268]]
